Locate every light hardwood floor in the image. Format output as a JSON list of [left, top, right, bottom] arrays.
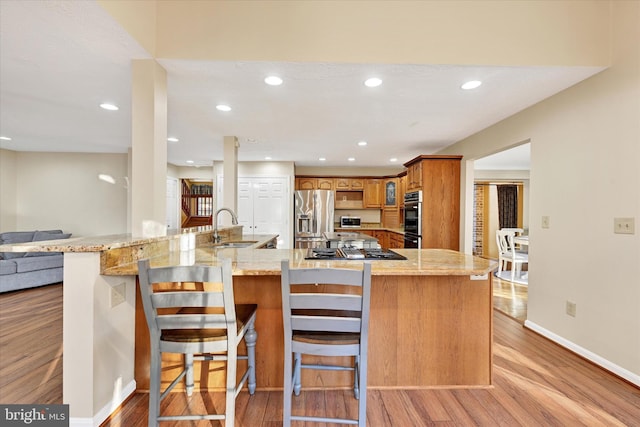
[[1, 282, 639, 426], [492, 274, 528, 323]]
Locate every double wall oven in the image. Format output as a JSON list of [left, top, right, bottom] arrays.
[[403, 190, 422, 248]]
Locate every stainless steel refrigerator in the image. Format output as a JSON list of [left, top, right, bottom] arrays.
[[294, 190, 334, 248]]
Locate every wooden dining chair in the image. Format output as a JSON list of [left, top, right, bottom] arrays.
[[137, 258, 257, 427], [280, 259, 372, 427]]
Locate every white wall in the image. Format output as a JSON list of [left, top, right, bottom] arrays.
[[441, 1, 640, 385], [0, 149, 17, 230], [10, 152, 128, 236]]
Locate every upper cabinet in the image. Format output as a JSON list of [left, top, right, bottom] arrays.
[[363, 179, 382, 208], [406, 161, 422, 191], [383, 178, 398, 208], [334, 177, 364, 190], [398, 174, 407, 204], [296, 177, 334, 190]]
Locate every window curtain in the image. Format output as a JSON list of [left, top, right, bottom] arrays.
[[497, 185, 518, 229]]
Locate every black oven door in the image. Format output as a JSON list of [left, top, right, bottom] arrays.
[[404, 233, 421, 248], [404, 202, 420, 235]]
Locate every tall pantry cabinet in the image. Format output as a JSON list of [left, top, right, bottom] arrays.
[[403, 155, 462, 250]]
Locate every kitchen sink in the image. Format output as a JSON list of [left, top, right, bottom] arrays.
[[211, 240, 258, 248]]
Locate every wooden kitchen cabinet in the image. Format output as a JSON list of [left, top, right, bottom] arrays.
[[382, 208, 400, 229], [334, 177, 364, 190], [317, 178, 334, 190], [406, 161, 422, 191], [364, 179, 382, 208], [383, 178, 398, 208], [388, 231, 404, 249], [296, 178, 316, 190], [403, 155, 462, 250], [295, 177, 334, 190], [398, 174, 407, 205]]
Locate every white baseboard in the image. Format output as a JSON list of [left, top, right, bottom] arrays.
[[524, 320, 640, 387], [69, 380, 136, 427]]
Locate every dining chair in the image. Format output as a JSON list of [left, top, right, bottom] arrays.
[[137, 258, 257, 427], [496, 229, 528, 282], [280, 259, 372, 427]]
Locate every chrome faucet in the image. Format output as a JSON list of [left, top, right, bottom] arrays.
[[213, 207, 239, 243]]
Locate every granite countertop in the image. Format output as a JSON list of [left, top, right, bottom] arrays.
[[1, 228, 496, 278], [0, 226, 240, 253], [103, 247, 496, 277]]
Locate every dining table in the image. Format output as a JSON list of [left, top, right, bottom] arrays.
[[514, 235, 529, 246]]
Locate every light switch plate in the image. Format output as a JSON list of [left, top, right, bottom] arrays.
[[566, 301, 576, 317], [613, 217, 635, 235], [541, 216, 550, 229]]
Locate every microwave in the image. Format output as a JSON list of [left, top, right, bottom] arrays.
[[340, 216, 361, 228]]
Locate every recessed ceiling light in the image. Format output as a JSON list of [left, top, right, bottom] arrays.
[[364, 77, 382, 88], [167, 137, 179, 142], [264, 76, 283, 86], [186, 160, 194, 164], [390, 158, 398, 162], [265, 156, 272, 160], [461, 80, 482, 90], [319, 157, 326, 161], [357, 141, 367, 147], [216, 104, 232, 112], [100, 103, 119, 111], [0, 136, 12, 141], [348, 157, 356, 162]]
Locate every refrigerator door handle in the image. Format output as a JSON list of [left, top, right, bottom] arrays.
[[312, 193, 317, 234]]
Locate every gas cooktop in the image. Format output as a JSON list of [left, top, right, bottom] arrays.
[[305, 247, 407, 261]]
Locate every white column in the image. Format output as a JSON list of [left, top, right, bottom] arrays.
[[220, 136, 239, 225], [131, 59, 167, 237]]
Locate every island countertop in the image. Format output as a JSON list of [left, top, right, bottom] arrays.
[[102, 247, 495, 277]]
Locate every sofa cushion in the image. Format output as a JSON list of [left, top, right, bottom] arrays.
[[0, 231, 35, 259], [23, 231, 72, 257], [32, 230, 71, 242], [13, 255, 63, 273], [0, 260, 17, 275], [0, 231, 36, 244]]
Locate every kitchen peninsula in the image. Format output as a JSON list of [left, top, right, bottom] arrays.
[[0, 227, 496, 426]]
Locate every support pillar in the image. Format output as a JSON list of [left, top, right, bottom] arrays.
[[220, 136, 239, 225], [131, 59, 167, 237]]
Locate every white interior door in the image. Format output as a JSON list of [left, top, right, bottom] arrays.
[[166, 177, 179, 230], [217, 175, 291, 248]]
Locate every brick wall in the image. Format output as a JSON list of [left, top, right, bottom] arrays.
[[473, 184, 484, 256]]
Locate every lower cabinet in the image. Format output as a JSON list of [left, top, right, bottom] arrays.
[[388, 232, 404, 249]]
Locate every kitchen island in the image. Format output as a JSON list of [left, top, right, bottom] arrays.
[[0, 229, 496, 426], [122, 246, 496, 393]]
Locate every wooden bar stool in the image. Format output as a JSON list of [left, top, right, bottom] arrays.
[[280, 259, 372, 427], [137, 258, 257, 427]]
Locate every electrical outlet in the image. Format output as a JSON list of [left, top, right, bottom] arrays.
[[541, 216, 550, 229], [613, 217, 635, 235], [566, 301, 576, 317], [110, 283, 126, 307]]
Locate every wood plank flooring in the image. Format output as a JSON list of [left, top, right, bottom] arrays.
[[2, 282, 639, 426], [492, 275, 528, 323], [0, 283, 63, 404]]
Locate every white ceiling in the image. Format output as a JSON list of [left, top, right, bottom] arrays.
[[0, 1, 604, 169]]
